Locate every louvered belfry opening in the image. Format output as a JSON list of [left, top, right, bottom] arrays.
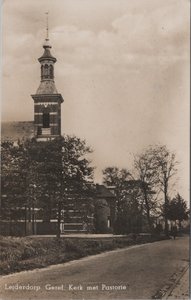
[[42, 112, 50, 128]]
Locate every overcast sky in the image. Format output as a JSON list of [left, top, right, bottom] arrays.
[[2, 0, 190, 201]]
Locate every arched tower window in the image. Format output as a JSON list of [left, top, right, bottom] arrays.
[[44, 64, 49, 78], [43, 112, 50, 128], [50, 65, 54, 78], [41, 65, 43, 80]]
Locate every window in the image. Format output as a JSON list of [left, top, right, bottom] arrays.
[[107, 216, 111, 228], [50, 65, 53, 78], [44, 64, 49, 78], [43, 113, 50, 128]]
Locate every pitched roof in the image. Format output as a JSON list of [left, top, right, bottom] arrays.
[[36, 80, 58, 94], [96, 184, 116, 199], [1, 121, 34, 141]]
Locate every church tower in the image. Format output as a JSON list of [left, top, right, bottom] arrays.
[[31, 14, 63, 141]]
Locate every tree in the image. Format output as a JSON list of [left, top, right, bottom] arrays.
[[1, 135, 94, 237], [103, 167, 133, 211], [1, 141, 28, 220], [102, 167, 143, 234], [151, 145, 178, 236], [134, 149, 159, 232], [116, 181, 143, 234], [166, 194, 189, 228], [26, 135, 94, 238]]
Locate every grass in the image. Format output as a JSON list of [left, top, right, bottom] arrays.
[[0, 234, 168, 275]]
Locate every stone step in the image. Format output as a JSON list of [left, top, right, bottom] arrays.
[[63, 229, 88, 234], [41, 128, 51, 135]]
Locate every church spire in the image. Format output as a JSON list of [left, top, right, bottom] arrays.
[[31, 14, 64, 141], [43, 11, 52, 49], [38, 12, 56, 83], [46, 11, 49, 41]]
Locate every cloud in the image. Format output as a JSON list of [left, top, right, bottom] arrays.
[[2, 0, 190, 200], [3, 0, 189, 79], [46, 1, 189, 77]]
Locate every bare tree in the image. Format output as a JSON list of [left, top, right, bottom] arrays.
[[134, 148, 159, 232], [103, 167, 133, 210], [151, 145, 178, 236], [102, 167, 144, 234]]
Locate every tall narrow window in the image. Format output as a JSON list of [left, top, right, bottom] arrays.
[[50, 65, 53, 78], [44, 64, 49, 78], [41, 65, 43, 80], [43, 113, 50, 128]]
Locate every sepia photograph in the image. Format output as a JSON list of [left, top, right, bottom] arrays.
[[0, 0, 190, 299]]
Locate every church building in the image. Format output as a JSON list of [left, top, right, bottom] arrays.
[[1, 19, 116, 236]]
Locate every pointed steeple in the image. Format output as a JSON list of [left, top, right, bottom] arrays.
[[36, 12, 59, 94], [45, 11, 49, 40], [39, 12, 56, 64]]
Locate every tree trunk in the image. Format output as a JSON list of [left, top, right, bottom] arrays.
[[179, 220, 182, 231], [139, 204, 143, 233], [57, 200, 61, 239], [24, 205, 27, 236], [143, 186, 153, 233], [164, 182, 169, 236]]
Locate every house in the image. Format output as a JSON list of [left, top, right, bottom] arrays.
[[94, 184, 116, 233]]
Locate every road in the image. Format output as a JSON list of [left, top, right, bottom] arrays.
[[0, 236, 189, 300]]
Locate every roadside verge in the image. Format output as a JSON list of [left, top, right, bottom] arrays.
[[0, 234, 168, 276]]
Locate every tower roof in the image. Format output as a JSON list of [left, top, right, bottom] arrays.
[[33, 13, 63, 98], [36, 80, 58, 94], [38, 40, 57, 63], [38, 12, 56, 62]]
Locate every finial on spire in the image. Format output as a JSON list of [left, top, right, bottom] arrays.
[[43, 11, 51, 48], [45, 11, 49, 40]]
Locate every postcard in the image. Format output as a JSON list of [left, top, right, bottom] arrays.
[[0, 0, 190, 299]]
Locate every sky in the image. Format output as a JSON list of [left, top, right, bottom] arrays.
[[1, 0, 190, 201]]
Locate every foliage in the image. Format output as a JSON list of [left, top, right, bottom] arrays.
[[103, 145, 179, 235], [1, 138, 182, 238], [165, 194, 189, 226], [1, 136, 95, 237], [1, 140, 29, 221], [151, 145, 178, 235], [102, 167, 143, 234], [134, 148, 160, 232]]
